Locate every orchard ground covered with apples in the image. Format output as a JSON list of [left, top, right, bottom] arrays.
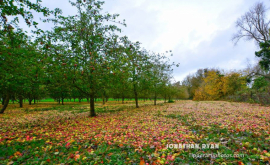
[[0, 100, 270, 164]]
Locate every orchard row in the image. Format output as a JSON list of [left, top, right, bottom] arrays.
[[0, 0, 182, 115]]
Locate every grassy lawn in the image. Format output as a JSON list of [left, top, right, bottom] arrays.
[[0, 100, 270, 164]]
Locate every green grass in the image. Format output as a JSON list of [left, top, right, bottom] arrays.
[[0, 140, 150, 164], [5, 98, 165, 105]]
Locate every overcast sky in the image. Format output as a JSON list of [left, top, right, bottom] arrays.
[[34, 0, 270, 82]]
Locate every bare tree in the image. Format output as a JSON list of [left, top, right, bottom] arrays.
[[243, 59, 270, 81], [232, 2, 270, 45]]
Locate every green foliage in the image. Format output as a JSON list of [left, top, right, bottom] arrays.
[[0, 0, 180, 115], [252, 76, 269, 90], [0, 0, 61, 113], [0, 0, 61, 28], [255, 41, 270, 71]]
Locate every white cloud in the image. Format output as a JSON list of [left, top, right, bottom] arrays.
[[28, 0, 270, 82]]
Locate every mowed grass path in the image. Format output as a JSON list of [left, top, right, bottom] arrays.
[[0, 101, 270, 164]]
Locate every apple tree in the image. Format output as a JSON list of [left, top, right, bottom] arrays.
[[48, 0, 125, 116]]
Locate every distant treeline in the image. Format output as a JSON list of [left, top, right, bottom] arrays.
[[181, 66, 270, 105]]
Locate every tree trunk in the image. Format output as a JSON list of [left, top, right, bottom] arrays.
[[102, 91, 106, 105], [29, 99, 32, 105], [134, 84, 139, 108], [154, 91, 157, 106], [0, 94, 10, 114], [2, 96, 5, 105], [62, 97, 64, 105], [19, 96, 23, 108], [122, 96, 124, 104], [90, 94, 96, 117]]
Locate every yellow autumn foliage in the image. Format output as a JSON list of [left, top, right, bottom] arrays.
[[193, 71, 246, 101]]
